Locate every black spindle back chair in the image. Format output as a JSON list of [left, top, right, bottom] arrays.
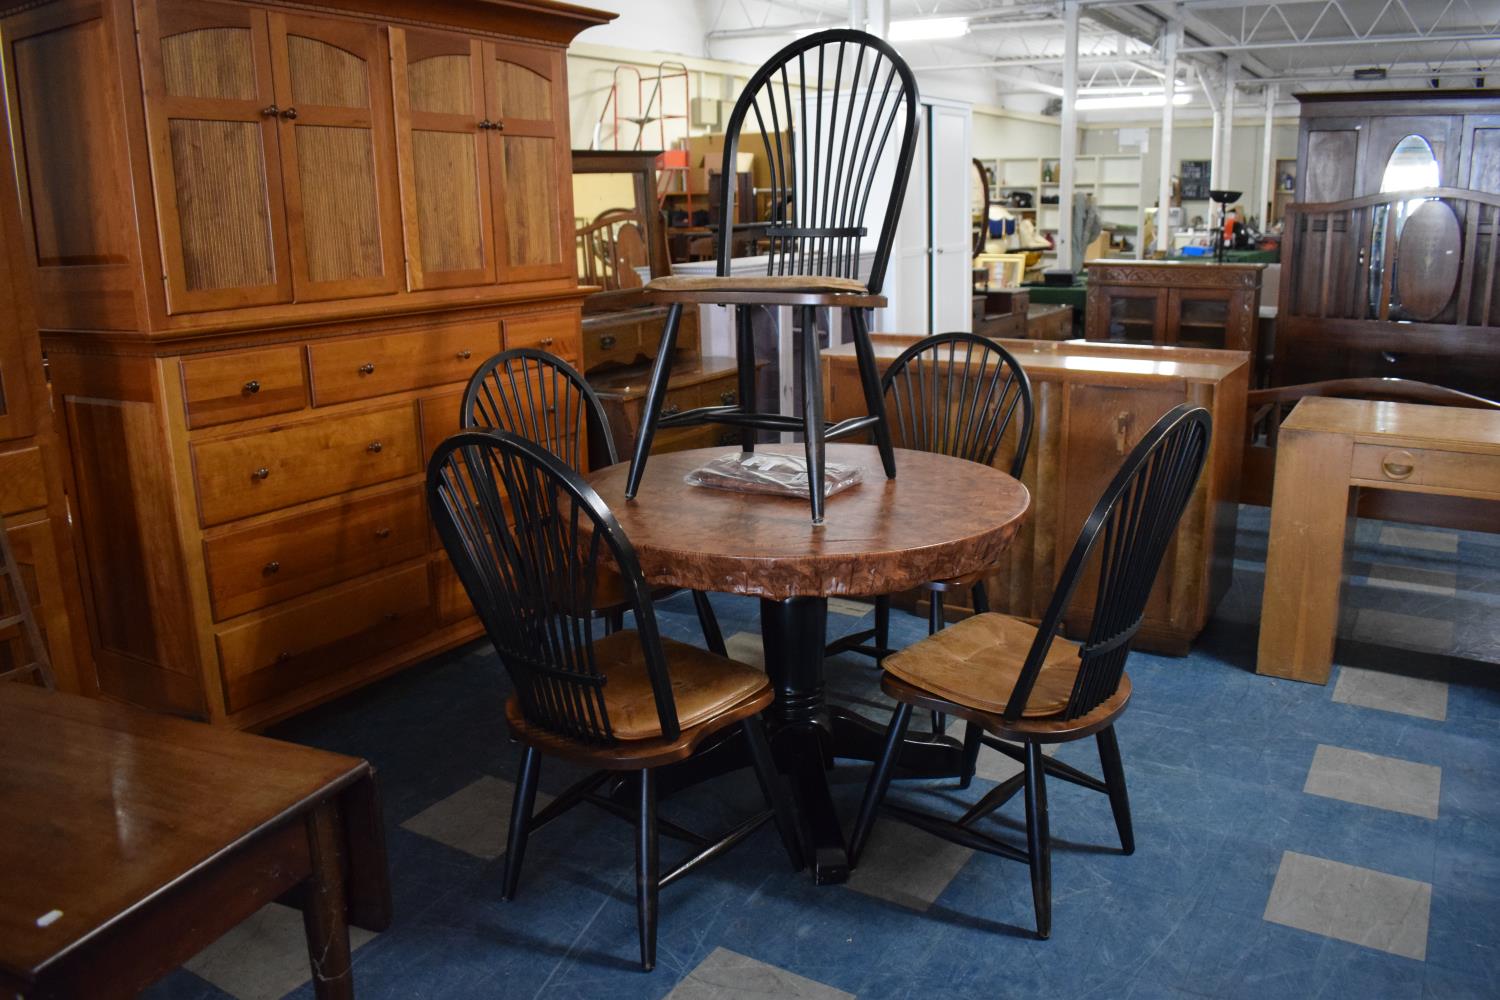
[[428, 431, 801, 970], [849, 404, 1212, 940], [627, 29, 921, 522], [460, 348, 725, 653]]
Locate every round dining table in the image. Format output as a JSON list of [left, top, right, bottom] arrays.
[[588, 443, 1031, 884]]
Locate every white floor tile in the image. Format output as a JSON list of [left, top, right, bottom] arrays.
[[666, 947, 854, 999], [400, 775, 554, 860], [1332, 666, 1449, 722], [1303, 744, 1442, 819], [1263, 851, 1431, 960], [184, 903, 375, 1000]]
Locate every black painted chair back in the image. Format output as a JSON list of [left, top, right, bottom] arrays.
[[716, 28, 920, 292], [427, 431, 679, 742], [880, 333, 1034, 477], [461, 348, 618, 469], [1006, 404, 1212, 722]]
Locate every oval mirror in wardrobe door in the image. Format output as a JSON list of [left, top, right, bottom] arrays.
[[1395, 199, 1462, 321], [1380, 134, 1440, 192]]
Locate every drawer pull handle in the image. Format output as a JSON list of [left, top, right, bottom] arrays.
[[663, 403, 681, 417], [1381, 456, 1415, 480], [359, 362, 376, 375], [456, 349, 472, 361], [374, 527, 391, 539], [276, 651, 293, 663], [720, 391, 736, 405], [261, 104, 280, 117], [599, 334, 617, 349], [541, 337, 555, 347], [244, 379, 261, 395], [263, 560, 281, 575], [280, 106, 298, 120], [383, 611, 399, 622], [253, 467, 270, 481], [367, 441, 384, 454]]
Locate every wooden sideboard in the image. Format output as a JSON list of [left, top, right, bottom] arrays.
[[824, 336, 1248, 654], [1, 0, 610, 726], [1085, 260, 1263, 365]]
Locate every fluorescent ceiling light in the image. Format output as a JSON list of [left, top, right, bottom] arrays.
[[888, 17, 970, 41], [1074, 92, 1192, 110]]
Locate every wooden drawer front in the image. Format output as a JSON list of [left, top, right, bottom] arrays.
[[308, 321, 500, 407], [419, 389, 465, 463], [0, 446, 47, 515], [582, 318, 642, 369], [204, 485, 429, 621], [192, 405, 421, 526], [433, 555, 473, 624], [180, 347, 308, 429], [1352, 444, 1500, 496], [216, 563, 432, 714], [504, 311, 581, 366], [692, 373, 740, 410]]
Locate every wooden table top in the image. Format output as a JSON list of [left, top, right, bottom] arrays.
[[589, 444, 1030, 600], [0, 684, 370, 984], [822, 336, 1249, 384], [1283, 396, 1500, 453]]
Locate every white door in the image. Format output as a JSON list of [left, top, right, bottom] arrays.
[[930, 102, 973, 332]]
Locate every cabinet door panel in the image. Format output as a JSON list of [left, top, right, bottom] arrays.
[[269, 13, 403, 301], [484, 42, 570, 282], [391, 28, 494, 289], [140, 0, 292, 313]]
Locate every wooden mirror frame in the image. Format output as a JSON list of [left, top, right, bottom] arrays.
[[570, 150, 672, 313]]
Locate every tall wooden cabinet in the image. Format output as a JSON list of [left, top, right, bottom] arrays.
[[0, 0, 610, 726]]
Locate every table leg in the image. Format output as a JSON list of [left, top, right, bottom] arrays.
[[1257, 426, 1354, 683], [302, 800, 354, 1000], [760, 597, 847, 885]]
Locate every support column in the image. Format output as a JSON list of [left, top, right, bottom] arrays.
[[869, 0, 888, 38], [1058, 0, 1079, 272], [849, 0, 866, 32], [1259, 83, 1277, 225], [1199, 68, 1222, 192], [1220, 60, 1238, 195], [1156, 11, 1179, 256]]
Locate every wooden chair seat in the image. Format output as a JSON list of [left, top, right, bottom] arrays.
[[881, 671, 1133, 744], [919, 568, 988, 594], [645, 274, 869, 295], [882, 612, 1083, 719]]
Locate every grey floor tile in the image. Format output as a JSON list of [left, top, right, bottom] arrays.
[[399, 774, 554, 860], [724, 630, 765, 669], [1303, 745, 1442, 820], [1351, 609, 1454, 655], [1378, 525, 1459, 554], [1263, 851, 1432, 960], [846, 813, 972, 912], [665, 947, 854, 1000], [184, 902, 375, 1000], [1332, 665, 1449, 722], [826, 597, 872, 618], [1364, 563, 1458, 598]]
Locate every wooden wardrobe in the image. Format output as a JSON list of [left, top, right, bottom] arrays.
[[0, 0, 610, 726]]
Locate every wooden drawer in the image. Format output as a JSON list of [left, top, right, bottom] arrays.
[[192, 404, 422, 526], [215, 563, 432, 714], [419, 389, 465, 464], [1351, 444, 1500, 496], [504, 311, 581, 366], [180, 346, 308, 429], [0, 446, 46, 515], [203, 485, 429, 621], [582, 317, 642, 369], [308, 321, 499, 407], [432, 555, 473, 624]]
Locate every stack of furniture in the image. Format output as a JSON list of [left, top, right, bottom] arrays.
[[824, 335, 1248, 654], [1, 0, 609, 725]]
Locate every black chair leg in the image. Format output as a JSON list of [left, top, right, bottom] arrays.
[[958, 721, 983, 790], [742, 715, 804, 870], [849, 701, 913, 866], [604, 608, 625, 635], [971, 580, 990, 614], [625, 303, 682, 499], [873, 594, 890, 661], [735, 304, 757, 452], [1022, 740, 1051, 940], [636, 767, 658, 972], [691, 590, 727, 656], [799, 306, 826, 524], [501, 746, 540, 901], [1096, 725, 1135, 855], [850, 306, 896, 480], [928, 593, 945, 733]]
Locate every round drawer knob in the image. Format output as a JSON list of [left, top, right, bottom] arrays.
[[244, 379, 261, 395], [374, 527, 391, 539], [367, 441, 383, 454], [541, 337, 555, 347], [383, 611, 399, 622], [263, 560, 281, 575], [456, 349, 472, 361], [280, 106, 298, 120], [253, 467, 270, 481], [359, 362, 376, 375], [1380, 450, 1416, 481], [276, 651, 293, 663], [663, 403, 681, 417], [599, 334, 617, 349], [720, 391, 736, 406]]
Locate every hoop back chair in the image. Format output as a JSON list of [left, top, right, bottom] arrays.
[[626, 28, 921, 522], [849, 404, 1212, 939], [0, 516, 55, 688], [827, 334, 1034, 681], [427, 431, 801, 971], [461, 348, 725, 654]]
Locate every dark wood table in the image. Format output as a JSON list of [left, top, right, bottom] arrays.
[[0, 684, 391, 999], [590, 444, 1030, 884]]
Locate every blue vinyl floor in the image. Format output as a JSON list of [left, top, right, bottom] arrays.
[[146, 507, 1500, 999]]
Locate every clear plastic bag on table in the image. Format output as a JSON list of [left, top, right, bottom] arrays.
[[684, 450, 863, 499]]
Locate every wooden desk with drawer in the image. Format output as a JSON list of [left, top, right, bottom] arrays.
[[1257, 397, 1500, 683]]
